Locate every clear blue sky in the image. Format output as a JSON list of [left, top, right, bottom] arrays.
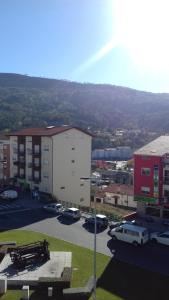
[[0, 0, 169, 93]]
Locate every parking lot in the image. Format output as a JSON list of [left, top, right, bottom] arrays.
[[0, 197, 169, 276], [0, 191, 169, 269]]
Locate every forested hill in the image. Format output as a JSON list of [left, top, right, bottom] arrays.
[[0, 73, 169, 132]]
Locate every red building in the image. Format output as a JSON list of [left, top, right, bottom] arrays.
[[134, 136, 169, 220]]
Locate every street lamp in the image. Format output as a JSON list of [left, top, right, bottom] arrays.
[[80, 176, 97, 300]]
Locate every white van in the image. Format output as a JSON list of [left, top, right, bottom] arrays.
[[110, 224, 149, 246]]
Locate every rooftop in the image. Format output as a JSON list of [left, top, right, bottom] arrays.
[[8, 126, 92, 137], [95, 183, 133, 197], [134, 135, 169, 156]]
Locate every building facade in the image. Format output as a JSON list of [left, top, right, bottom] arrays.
[[92, 146, 132, 160], [134, 136, 169, 220], [0, 138, 10, 181], [10, 126, 92, 206]]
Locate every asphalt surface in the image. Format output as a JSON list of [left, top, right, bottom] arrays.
[[1, 207, 169, 276]]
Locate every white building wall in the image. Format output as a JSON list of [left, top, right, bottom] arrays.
[[52, 128, 91, 207]]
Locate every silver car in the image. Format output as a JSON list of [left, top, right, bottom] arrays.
[[62, 207, 81, 220], [151, 231, 169, 246], [43, 203, 63, 214]]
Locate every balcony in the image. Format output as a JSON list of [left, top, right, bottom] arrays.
[[163, 178, 169, 185], [34, 163, 40, 168], [163, 158, 169, 165], [19, 174, 25, 179], [18, 161, 25, 167], [33, 151, 41, 157], [18, 149, 25, 155], [34, 178, 40, 184], [159, 197, 169, 205], [13, 148, 18, 154]]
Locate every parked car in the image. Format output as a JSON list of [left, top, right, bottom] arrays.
[[109, 219, 139, 230], [0, 190, 18, 201], [110, 223, 149, 246], [43, 203, 63, 214], [85, 214, 109, 228], [150, 231, 169, 245], [61, 207, 81, 220]]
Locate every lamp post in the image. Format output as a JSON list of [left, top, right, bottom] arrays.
[[80, 177, 97, 300]]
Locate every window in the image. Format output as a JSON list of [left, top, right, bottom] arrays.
[[146, 206, 160, 217], [124, 229, 139, 236], [163, 209, 169, 219], [43, 159, 49, 165], [141, 168, 150, 176], [43, 172, 49, 178], [34, 171, 39, 179], [141, 186, 150, 195], [34, 157, 40, 167], [27, 136, 32, 142], [164, 190, 169, 197], [43, 145, 49, 151], [164, 170, 169, 184], [34, 144, 40, 154], [20, 168, 24, 175], [115, 228, 123, 233], [60, 186, 65, 189], [71, 160, 75, 163], [141, 156, 150, 160], [19, 144, 24, 152], [72, 147, 75, 150], [80, 183, 84, 186]]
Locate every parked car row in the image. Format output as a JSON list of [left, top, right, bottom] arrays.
[[43, 204, 82, 220], [109, 223, 169, 247], [43, 203, 109, 227], [43, 203, 169, 247]]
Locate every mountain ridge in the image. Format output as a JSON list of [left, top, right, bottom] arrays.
[[0, 73, 168, 133]]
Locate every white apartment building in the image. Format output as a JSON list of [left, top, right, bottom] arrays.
[[9, 126, 92, 206]]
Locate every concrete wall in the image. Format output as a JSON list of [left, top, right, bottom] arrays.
[[52, 128, 91, 206]]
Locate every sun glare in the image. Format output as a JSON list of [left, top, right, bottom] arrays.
[[72, 38, 119, 77], [114, 0, 169, 72]]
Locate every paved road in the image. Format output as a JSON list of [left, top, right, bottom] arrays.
[[1, 208, 169, 276]]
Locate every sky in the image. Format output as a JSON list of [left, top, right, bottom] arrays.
[[0, 0, 169, 93]]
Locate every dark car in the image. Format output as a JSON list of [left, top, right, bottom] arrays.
[[85, 214, 109, 229]]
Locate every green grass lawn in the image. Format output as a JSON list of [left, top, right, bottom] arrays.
[[0, 230, 169, 300]]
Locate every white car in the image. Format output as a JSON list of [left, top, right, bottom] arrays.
[[0, 190, 18, 200], [151, 231, 169, 245], [62, 207, 81, 220], [43, 203, 63, 214]]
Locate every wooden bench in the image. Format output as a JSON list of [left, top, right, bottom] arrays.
[[63, 276, 95, 299]]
